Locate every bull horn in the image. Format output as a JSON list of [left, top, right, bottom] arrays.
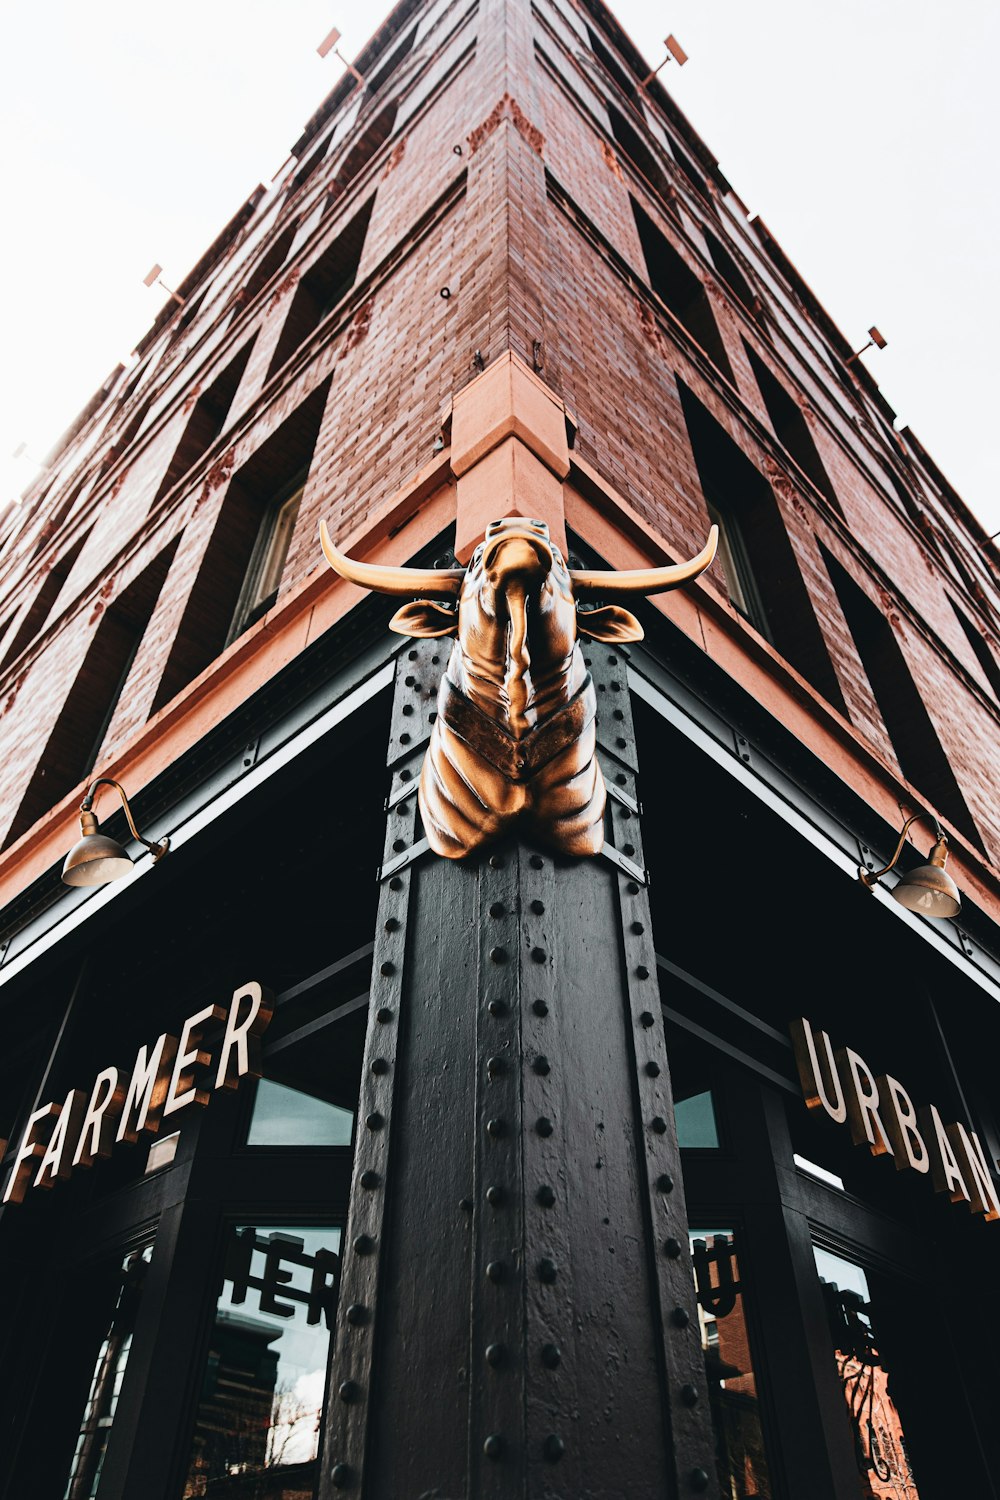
[[570, 525, 718, 596], [320, 520, 464, 598]]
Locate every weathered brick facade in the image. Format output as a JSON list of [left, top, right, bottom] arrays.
[[1, 0, 998, 913]]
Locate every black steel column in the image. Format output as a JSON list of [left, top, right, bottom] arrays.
[[321, 639, 719, 1498]]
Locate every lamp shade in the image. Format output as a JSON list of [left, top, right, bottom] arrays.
[[62, 830, 135, 887], [891, 862, 962, 920]]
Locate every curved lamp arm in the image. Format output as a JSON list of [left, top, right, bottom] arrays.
[[81, 778, 169, 862], [858, 809, 945, 889]]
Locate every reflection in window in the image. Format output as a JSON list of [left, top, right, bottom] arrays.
[[675, 1089, 719, 1148], [690, 1230, 772, 1498], [63, 1243, 154, 1500], [229, 481, 304, 641], [247, 1078, 354, 1147], [814, 1246, 921, 1498], [183, 1224, 342, 1498]]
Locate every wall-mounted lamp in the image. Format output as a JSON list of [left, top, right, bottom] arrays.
[[62, 779, 169, 888], [641, 34, 688, 86], [142, 264, 185, 308], [846, 326, 888, 365], [858, 810, 961, 919], [316, 25, 365, 84]]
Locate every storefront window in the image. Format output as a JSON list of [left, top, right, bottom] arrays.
[[690, 1229, 772, 1499], [247, 1078, 353, 1147], [676, 1088, 720, 1148], [182, 1224, 342, 1498], [63, 1242, 154, 1499], [814, 1246, 921, 1498]]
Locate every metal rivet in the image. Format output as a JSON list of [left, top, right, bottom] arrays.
[[689, 1469, 710, 1492], [402, 704, 414, 716], [657, 1173, 674, 1193], [663, 1237, 682, 1258], [532, 999, 549, 1017], [532, 1055, 551, 1075], [671, 1307, 690, 1328], [371, 1057, 389, 1075], [404, 675, 415, 686], [487, 1055, 506, 1078], [339, 1379, 360, 1403], [543, 1434, 565, 1462], [391, 840, 405, 856], [529, 854, 544, 869], [428, 710, 438, 722], [489, 854, 506, 869], [541, 1342, 561, 1369], [459, 1197, 474, 1212], [635, 964, 649, 979], [360, 1169, 380, 1189], [397, 800, 408, 815], [332, 1462, 353, 1488], [631, 920, 644, 935], [490, 946, 508, 965], [486, 1117, 505, 1138], [610, 681, 621, 692], [651, 1116, 668, 1134], [622, 843, 636, 858], [488, 998, 508, 1017], [346, 1304, 368, 1326], [380, 960, 396, 976], [432, 654, 440, 664], [531, 947, 547, 964], [366, 1112, 384, 1131], [489, 901, 506, 918], [483, 1433, 504, 1460], [400, 768, 412, 782], [486, 1259, 505, 1282], [353, 1234, 375, 1255], [385, 917, 400, 932], [645, 1061, 660, 1077], [639, 1011, 655, 1027], [616, 737, 627, 749], [616, 773, 627, 786], [389, 876, 403, 891], [530, 898, 545, 915], [536, 1184, 556, 1207], [486, 1342, 505, 1367], [613, 708, 624, 721], [377, 1005, 394, 1023], [486, 1184, 505, 1206], [536, 1116, 554, 1137], [626, 880, 639, 895], [538, 1257, 558, 1283], [408, 648, 418, 659], [680, 1384, 699, 1406], [399, 732, 411, 745]]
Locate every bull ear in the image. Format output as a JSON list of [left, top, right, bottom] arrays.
[[389, 600, 459, 638], [577, 605, 644, 643]]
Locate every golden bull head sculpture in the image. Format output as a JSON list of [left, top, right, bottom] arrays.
[[320, 516, 717, 859]]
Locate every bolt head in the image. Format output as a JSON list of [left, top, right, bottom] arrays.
[[490, 946, 508, 965], [332, 1462, 353, 1488], [536, 1184, 556, 1207], [663, 1237, 682, 1258], [529, 854, 544, 869], [532, 1055, 551, 1076], [538, 1257, 558, 1283], [657, 1173, 674, 1193], [645, 1060, 661, 1077], [486, 1259, 506, 1282], [339, 1380, 360, 1403], [486, 1184, 505, 1206], [360, 1169, 380, 1189], [543, 1434, 565, 1462], [489, 854, 506, 869], [541, 1342, 561, 1368], [380, 960, 396, 977], [651, 1116, 668, 1134], [483, 1433, 504, 1460], [388, 876, 403, 891], [680, 1383, 699, 1407], [346, 1304, 368, 1327], [366, 1111, 385, 1131], [486, 1117, 505, 1138], [689, 1468, 710, 1492], [671, 1307, 690, 1329], [635, 963, 649, 979], [535, 1116, 554, 1137], [489, 900, 506, 918], [488, 997, 508, 1017], [353, 1234, 375, 1255], [532, 999, 549, 1017], [371, 1058, 389, 1075], [376, 1006, 394, 1024], [485, 1342, 505, 1367], [530, 899, 545, 915], [639, 1011, 655, 1028], [487, 1055, 506, 1078]]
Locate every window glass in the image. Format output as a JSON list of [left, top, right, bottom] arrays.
[[63, 1243, 154, 1500], [813, 1246, 922, 1497], [247, 1078, 354, 1147], [232, 482, 304, 639], [675, 1088, 719, 1148], [182, 1224, 342, 1498], [690, 1229, 772, 1498]]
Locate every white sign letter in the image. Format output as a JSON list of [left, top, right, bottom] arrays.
[[216, 982, 274, 1091], [876, 1075, 929, 1173], [790, 1018, 847, 1123]]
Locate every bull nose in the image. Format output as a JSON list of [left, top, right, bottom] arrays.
[[483, 532, 553, 578]]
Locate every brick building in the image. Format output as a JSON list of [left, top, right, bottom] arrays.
[[0, 0, 998, 1496]]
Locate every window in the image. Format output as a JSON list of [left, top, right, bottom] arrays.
[[228, 478, 304, 641], [608, 107, 675, 208], [822, 545, 985, 851], [702, 228, 760, 318], [3, 542, 177, 849], [150, 379, 329, 714], [950, 599, 1000, 700], [152, 340, 255, 505], [680, 381, 848, 710], [587, 25, 640, 103], [632, 200, 734, 381], [236, 223, 298, 309], [0, 528, 91, 674], [364, 27, 418, 98], [743, 342, 842, 514], [669, 139, 711, 200], [675, 1090, 720, 1148], [265, 197, 375, 380]]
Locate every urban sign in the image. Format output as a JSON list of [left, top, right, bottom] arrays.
[[1, 980, 272, 1205], [791, 1016, 999, 1222]]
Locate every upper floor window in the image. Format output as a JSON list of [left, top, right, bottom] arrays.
[[702, 228, 761, 319], [266, 197, 375, 381], [152, 340, 256, 505], [608, 107, 675, 210], [364, 26, 418, 98], [228, 478, 305, 641], [743, 342, 842, 515], [587, 25, 640, 103], [632, 200, 734, 383]]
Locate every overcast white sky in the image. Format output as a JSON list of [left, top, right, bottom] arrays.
[[0, 1, 996, 537]]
